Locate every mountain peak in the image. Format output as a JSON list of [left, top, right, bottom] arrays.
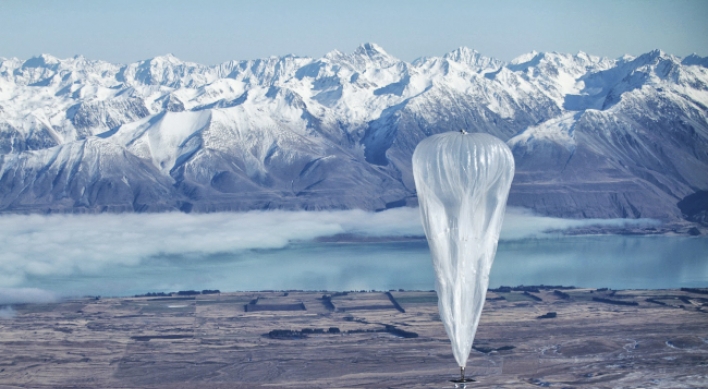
[[443, 47, 480, 62], [575, 51, 589, 60], [356, 42, 386, 54], [649, 48, 665, 57], [149, 53, 183, 64], [441, 47, 503, 72], [510, 51, 541, 65], [640, 49, 671, 62], [22, 53, 60, 69], [38, 53, 59, 62], [507, 51, 544, 72], [347, 43, 400, 68], [353, 43, 393, 61], [323, 49, 345, 60], [631, 49, 680, 69], [682, 53, 708, 67]]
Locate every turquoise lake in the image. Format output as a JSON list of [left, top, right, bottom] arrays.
[[22, 235, 708, 297]]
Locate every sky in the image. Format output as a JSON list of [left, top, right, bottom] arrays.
[[1, 0, 707, 65]]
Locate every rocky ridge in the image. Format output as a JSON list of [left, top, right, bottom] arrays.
[[0, 45, 707, 222]]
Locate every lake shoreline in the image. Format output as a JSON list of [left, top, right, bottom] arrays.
[[313, 221, 707, 244], [6, 235, 708, 299], [6, 285, 708, 305]]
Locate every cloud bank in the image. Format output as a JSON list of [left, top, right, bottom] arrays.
[[0, 306, 16, 319], [0, 287, 58, 305], [500, 207, 660, 240], [0, 208, 659, 292]]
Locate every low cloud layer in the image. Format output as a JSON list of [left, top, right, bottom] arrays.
[[0, 208, 659, 293], [500, 207, 659, 240], [0, 306, 16, 319], [0, 209, 420, 289], [0, 287, 58, 305]]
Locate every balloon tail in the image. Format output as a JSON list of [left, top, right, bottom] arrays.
[[452, 365, 474, 388]]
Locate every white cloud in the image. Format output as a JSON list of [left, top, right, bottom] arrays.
[[0, 306, 15, 319], [0, 210, 404, 288], [0, 208, 659, 289], [500, 207, 660, 240], [0, 287, 58, 305]]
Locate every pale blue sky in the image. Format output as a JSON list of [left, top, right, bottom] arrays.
[[2, 0, 706, 64]]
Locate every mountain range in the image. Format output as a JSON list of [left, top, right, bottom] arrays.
[[1, 44, 707, 227]]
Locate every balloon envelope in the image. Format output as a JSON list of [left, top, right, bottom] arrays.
[[412, 132, 515, 368]]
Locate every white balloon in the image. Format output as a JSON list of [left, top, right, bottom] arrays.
[[412, 131, 515, 369]]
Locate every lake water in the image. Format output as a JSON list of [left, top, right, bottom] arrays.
[[22, 235, 708, 297]]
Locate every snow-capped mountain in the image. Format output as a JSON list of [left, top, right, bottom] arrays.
[[0, 44, 706, 222]]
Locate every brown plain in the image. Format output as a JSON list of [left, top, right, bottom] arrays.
[[1, 288, 707, 388]]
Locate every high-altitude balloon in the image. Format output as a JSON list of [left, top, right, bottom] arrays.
[[412, 131, 515, 374]]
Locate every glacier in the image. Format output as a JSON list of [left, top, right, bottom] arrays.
[[0, 44, 706, 224]]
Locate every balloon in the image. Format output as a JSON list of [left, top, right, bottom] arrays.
[[412, 131, 515, 373]]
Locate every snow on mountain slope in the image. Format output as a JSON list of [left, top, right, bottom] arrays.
[[0, 45, 706, 221], [0, 137, 180, 213], [508, 112, 578, 152], [112, 110, 211, 174], [508, 50, 708, 219]]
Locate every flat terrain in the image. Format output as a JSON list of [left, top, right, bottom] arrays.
[[1, 288, 707, 388]]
